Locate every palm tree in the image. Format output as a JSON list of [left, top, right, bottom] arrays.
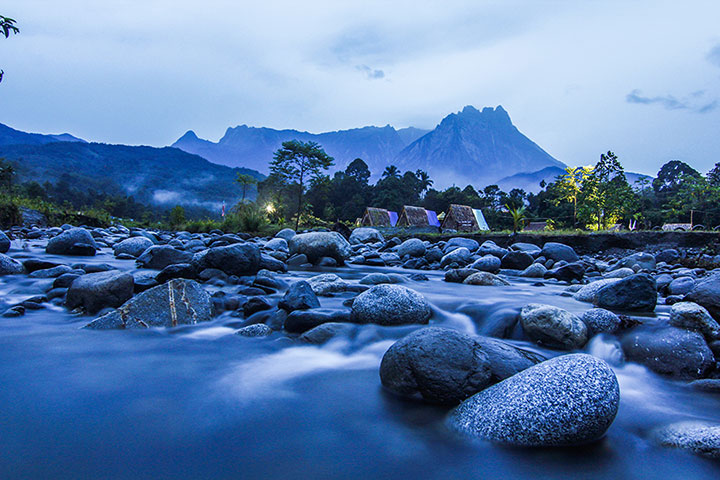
[[235, 173, 257, 203], [506, 204, 527, 234], [415, 169, 433, 193], [382, 165, 400, 179]]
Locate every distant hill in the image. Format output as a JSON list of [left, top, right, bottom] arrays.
[[498, 166, 654, 194], [0, 141, 264, 209], [0, 122, 86, 146]]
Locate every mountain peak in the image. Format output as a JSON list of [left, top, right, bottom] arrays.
[[177, 130, 199, 142]]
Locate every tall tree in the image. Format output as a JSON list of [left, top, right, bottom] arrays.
[[381, 165, 400, 179], [270, 140, 334, 230], [555, 166, 593, 227], [234, 173, 257, 203], [0, 15, 19, 83], [578, 151, 636, 230]]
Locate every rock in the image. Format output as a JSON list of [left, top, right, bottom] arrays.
[[444, 268, 479, 283], [349, 227, 384, 245], [300, 322, 356, 344], [191, 243, 261, 277], [684, 271, 720, 321], [544, 262, 585, 282], [621, 326, 715, 378], [46, 228, 98, 256], [604, 267, 635, 279], [519, 304, 588, 350], [397, 238, 426, 258], [284, 308, 351, 333], [243, 297, 273, 317], [279, 281, 320, 311], [286, 254, 309, 267], [264, 238, 288, 252], [84, 279, 212, 329], [379, 327, 492, 405], [351, 284, 431, 326], [581, 308, 622, 335], [235, 323, 273, 337], [511, 242, 541, 254], [259, 253, 287, 272], [444, 238, 479, 253], [156, 263, 198, 283], [66, 270, 134, 315], [520, 263, 547, 278], [473, 336, 543, 381], [478, 241, 508, 259], [540, 242, 579, 263], [573, 278, 621, 303], [448, 354, 619, 446], [29, 265, 73, 278], [594, 273, 657, 312], [500, 251, 534, 270], [113, 236, 153, 258], [668, 276, 696, 296], [275, 228, 296, 241], [652, 421, 720, 459], [136, 245, 193, 270], [53, 272, 82, 289], [463, 272, 510, 286], [669, 302, 720, 339], [289, 232, 351, 265], [306, 273, 365, 296], [617, 252, 656, 271], [440, 247, 472, 268], [655, 249, 680, 265], [359, 273, 404, 285], [0, 253, 24, 275], [0, 230, 10, 253], [470, 255, 501, 273]]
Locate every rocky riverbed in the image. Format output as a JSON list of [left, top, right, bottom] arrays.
[[0, 225, 719, 479]]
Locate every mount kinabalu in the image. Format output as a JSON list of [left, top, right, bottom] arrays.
[[172, 105, 566, 189]]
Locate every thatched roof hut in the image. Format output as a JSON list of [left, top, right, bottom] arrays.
[[523, 221, 547, 232], [441, 204, 487, 232], [361, 207, 396, 227], [396, 206, 430, 227]]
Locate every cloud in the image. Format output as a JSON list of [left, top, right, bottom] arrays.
[[708, 44, 720, 68], [356, 64, 385, 80], [626, 89, 717, 114]]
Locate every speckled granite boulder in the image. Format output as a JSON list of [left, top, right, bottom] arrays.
[[351, 284, 431, 325]]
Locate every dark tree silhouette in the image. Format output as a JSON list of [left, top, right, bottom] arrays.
[[0, 15, 19, 83]]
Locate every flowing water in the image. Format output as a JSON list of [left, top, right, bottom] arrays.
[[1, 242, 719, 479]]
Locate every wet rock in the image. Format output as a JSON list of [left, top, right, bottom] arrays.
[[284, 308, 351, 333], [668, 276, 696, 296], [478, 241, 508, 259], [235, 323, 273, 338], [260, 253, 287, 272], [473, 336, 543, 382], [684, 271, 720, 321], [243, 297, 273, 317], [191, 243, 261, 277], [520, 263, 547, 278], [0, 230, 10, 253], [444, 238, 479, 253], [617, 252, 656, 271], [46, 228, 98, 256], [275, 228, 296, 241], [519, 304, 588, 350], [621, 326, 715, 379], [53, 273, 82, 289], [470, 255, 501, 273], [540, 242, 579, 263], [448, 354, 619, 446], [444, 268, 479, 283], [397, 238, 426, 258], [359, 273, 404, 285], [604, 267, 635, 279], [279, 281, 320, 311], [306, 273, 366, 296], [351, 284, 432, 326], [136, 245, 193, 270], [379, 327, 492, 405], [655, 249, 679, 265], [500, 251, 533, 270], [29, 265, 73, 278], [156, 263, 197, 283], [573, 278, 621, 303], [688, 379, 720, 393], [2, 305, 25, 317], [581, 308, 622, 335], [669, 302, 720, 339], [0, 253, 24, 275], [594, 273, 657, 312], [463, 272, 510, 286], [652, 421, 720, 459], [349, 227, 384, 245], [66, 270, 134, 315], [84, 279, 212, 329], [22, 259, 62, 273], [440, 247, 472, 268], [113, 236, 153, 258], [289, 232, 351, 265], [300, 322, 356, 344]]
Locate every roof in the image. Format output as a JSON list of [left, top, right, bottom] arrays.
[[398, 206, 430, 227], [441, 204, 480, 231], [362, 207, 392, 226], [523, 221, 547, 231]]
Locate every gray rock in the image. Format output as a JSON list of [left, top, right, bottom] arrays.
[[444, 238, 480, 253], [66, 270, 134, 315], [511, 242, 541, 255], [440, 247, 472, 268], [275, 228, 296, 241], [349, 227, 384, 245], [617, 252, 656, 271], [540, 242, 579, 263], [473, 336, 543, 382], [478, 241, 508, 259], [668, 276, 696, 296], [351, 284, 432, 326], [652, 421, 720, 459], [264, 238, 288, 252], [448, 354, 619, 446], [29, 265, 73, 278], [84, 279, 212, 329], [0, 230, 10, 253], [594, 273, 657, 312], [545, 263, 585, 282], [581, 308, 621, 335], [300, 322, 356, 344], [669, 302, 720, 339], [289, 232, 351, 265], [684, 271, 720, 321], [306, 273, 366, 296], [358, 273, 404, 285], [621, 326, 715, 378], [520, 263, 547, 278], [46, 228, 98, 256], [0, 253, 23, 275], [573, 278, 621, 303], [284, 308, 351, 333], [236, 323, 273, 337], [113, 236, 153, 258], [463, 272, 510, 286], [603, 267, 635, 279], [191, 243, 261, 277], [470, 255, 501, 273], [500, 251, 534, 270], [444, 268, 479, 283], [136, 245, 193, 270], [379, 327, 492, 405], [397, 238, 426, 258], [278, 280, 320, 311], [655, 249, 679, 265], [519, 304, 588, 350]]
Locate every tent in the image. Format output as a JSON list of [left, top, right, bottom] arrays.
[[396, 206, 430, 227], [441, 204, 488, 232], [472, 209, 489, 231], [426, 210, 441, 227], [361, 207, 393, 227]]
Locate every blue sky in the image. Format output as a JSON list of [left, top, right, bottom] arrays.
[[1, 0, 719, 176]]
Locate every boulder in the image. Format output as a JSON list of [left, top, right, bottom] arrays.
[[594, 273, 657, 312], [667, 276, 696, 296], [264, 238, 288, 252], [669, 302, 720, 339], [288, 232, 351, 265], [444, 238, 479, 253], [519, 304, 588, 350], [473, 336, 543, 382], [655, 249, 680, 265], [616, 252, 656, 271], [379, 327, 492, 405], [279, 280, 320, 311], [444, 268, 479, 283], [46, 228, 98, 256], [684, 271, 720, 321], [500, 251, 534, 270], [351, 284, 431, 326], [463, 272, 510, 286], [581, 308, 621, 335], [652, 421, 720, 459], [113, 236, 153, 258], [275, 228, 296, 241], [545, 263, 585, 282], [84, 279, 212, 329], [573, 278, 621, 303], [448, 354, 619, 446], [478, 241, 508, 259], [397, 238, 426, 258], [440, 247, 472, 268], [520, 263, 547, 278], [0, 230, 10, 253], [469, 255, 501, 273], [349, 227, 384, 245], [284, 308, 351, 333], [66, 270, 134, 315], [0, 253, 24, 275], [306, 273, 366, 296], [300, 322, 356, 344], [191, 243, 261, 277], [236, 323, 273, 337], [136, 245, 193, 270], [540, 242, 579, 263]]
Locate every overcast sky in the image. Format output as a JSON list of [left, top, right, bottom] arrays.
[[1, 0, 719, 175]]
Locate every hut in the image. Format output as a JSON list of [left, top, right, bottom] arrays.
[[396, 206, 430, 227], [441, 204, 489, 232], [523, 221, 548, 232], [361, 207, 397, 227]]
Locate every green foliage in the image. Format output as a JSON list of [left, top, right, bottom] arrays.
[[169, 205, 186, 227], [505, 204, 527, 234], [577, 151, 636, 230], [235, 173, 258, 202], [0, 15, 19, 84], [232, 202, 268, 233], [0, 195, 21, 228]]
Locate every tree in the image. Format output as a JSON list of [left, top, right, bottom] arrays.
[[415, 170, 433, 194], [169, 205, 186, 227], [0, 15, 19, 84], [506, 204, 526, 234], [270, 140, 334, 230], [707, 162, 720, 187], [234, 173, 257, 203], [555, 166, 593, 227], [381, 165, 400, 179], [0, 159, 16, 192], [653, 160, 702, 203], [578, 151, 636, 230]]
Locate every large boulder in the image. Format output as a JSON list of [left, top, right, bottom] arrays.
[[136, 245, 193, 270], [448, 354, 619, 446], [573, 278, 621, 303], [581, 308, 622, 335], [66, 270, 134, 315], [0, 230, 10, 253], [621, 326, 715, 379], [351, 284, 432, 326], [519, 304, 588, 350], [469, 255, 501, 273], [0, 253, 23, 275], [652, 421, 720, 459], [113, 236, 153, 258], [594, 273, 657, 312], [191, 243, 261, 277], [669, 302, 720, 339], [46, 228, 98, 256], [278, 280, 321, 311], [289, 232, 352, 265], [500, 251, 533, 270], [444, 238, 479, 253], [616, 252, 656, 271], [540, 242, 579, 263], [349, 227, 384, 245], [379, 327, 493, 405], [544, 263, 585, 282], [284, 308, 351, 334], [463, 272, 510, 286], [684, 271, 720, 321], [440, 247, 472, 268], [397, 238, 426, 258], [84, 279, 212, 329]]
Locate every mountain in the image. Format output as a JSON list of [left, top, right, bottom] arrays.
[[0, 122, 86, 146], [393, 106, 565, 188], [0, 141, 263, 209], [172, 124, 431, 176], [497, 166, 567, 193]]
